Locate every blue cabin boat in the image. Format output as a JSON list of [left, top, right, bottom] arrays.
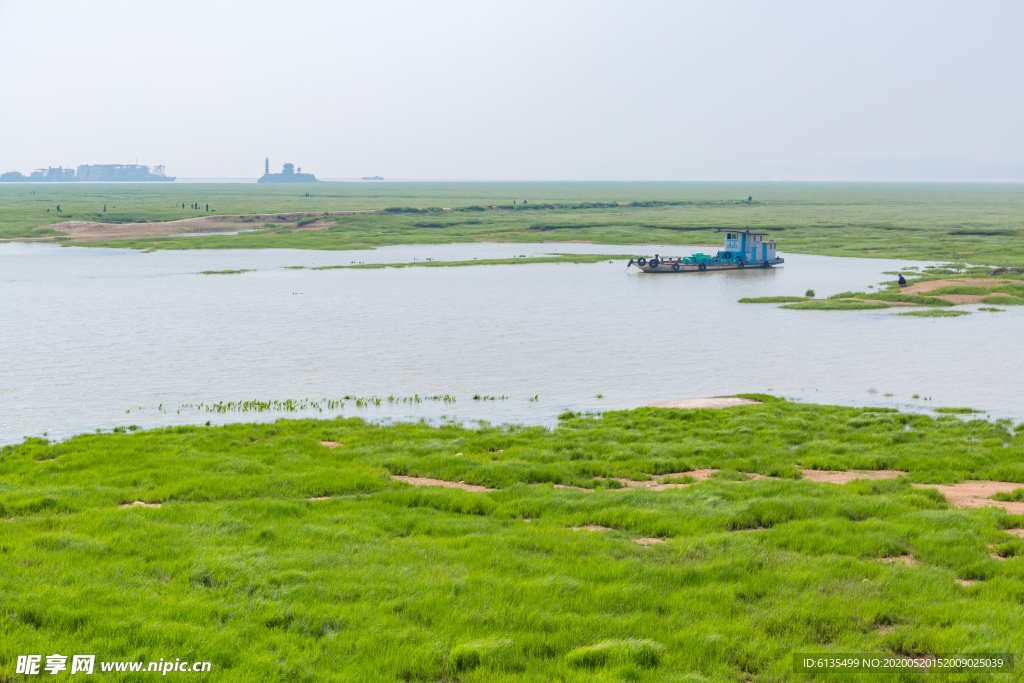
[[629, 228, 784, 273]]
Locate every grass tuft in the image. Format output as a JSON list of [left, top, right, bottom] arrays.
[[565, 638, 665, 669]]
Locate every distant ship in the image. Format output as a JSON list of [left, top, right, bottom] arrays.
[[257, 158, 318, 183], [0, 164, 174, 182], [361, 176, 384, 181]]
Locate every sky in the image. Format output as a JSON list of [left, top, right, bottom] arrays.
[[1, 0, 1022, 180]]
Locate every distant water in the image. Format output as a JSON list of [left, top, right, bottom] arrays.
[[1, 241, 1020, 444]]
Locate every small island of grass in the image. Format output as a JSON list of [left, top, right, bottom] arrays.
[[738, 296, 809, 303], [896, 309, 971, 318], [779, 299, 891, 310]]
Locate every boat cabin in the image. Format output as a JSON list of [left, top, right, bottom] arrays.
[[717, 229, 776, 264]]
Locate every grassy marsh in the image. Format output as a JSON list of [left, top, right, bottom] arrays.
[[5, 182, 1024, 267], [3, 397, 1024, 680]]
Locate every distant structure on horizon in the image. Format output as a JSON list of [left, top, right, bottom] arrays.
[[0, 164, 174, 182], [362, 176, 384, 181], [258, 158, 318, 183]]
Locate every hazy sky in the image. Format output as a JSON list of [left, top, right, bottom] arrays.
[[1, 0, 1022, 180]]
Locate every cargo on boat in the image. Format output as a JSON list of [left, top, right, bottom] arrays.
[[628, 229, 783, 273]]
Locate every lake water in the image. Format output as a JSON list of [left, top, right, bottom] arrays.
[[1, 241, 1021, 444]]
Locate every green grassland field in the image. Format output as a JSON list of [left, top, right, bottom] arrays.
[[2, 182, 1024, 266], [3, 397, 1024, 681]]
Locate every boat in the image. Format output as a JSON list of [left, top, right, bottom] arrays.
[[629, 229, 784, 272], [361, 176, 384, 180]]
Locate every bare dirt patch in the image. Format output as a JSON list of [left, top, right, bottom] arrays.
[[553, 483, 594, 491], [634, 538, 666, 547], [120, 501, 161, 509], [319, 441, 344, 449], [902, 278, 1016, 296], [802, 470, 907, 484], [646, 397, 761, 409], [877, 625, 896, 634], [911, 481, 1024, 514], [880, 555, 918, 567], [572, 525, 612, 532], [957, 579, 977, 587], [934, 293, 1008, 305], [392, 475, 495, 492], [28, 210, 376, 243], [308, 496, 332, 501], [1006, 529, 1024, 538], [292, 219, 333, 231]]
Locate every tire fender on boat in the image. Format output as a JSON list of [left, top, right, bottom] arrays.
[[699, 263, 707, 271], [649, 258, 660, 269], [637, 258, 647, 266], [738, 261, 745, 269], [672, 263, 680, 271], [628, 259, 634, 267]]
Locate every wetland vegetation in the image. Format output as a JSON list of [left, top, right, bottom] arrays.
[[5, 182, 1024, 267], [3, 397, 1024, 680]]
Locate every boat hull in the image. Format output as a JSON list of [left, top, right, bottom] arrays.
[[635, 258, 784, 273]]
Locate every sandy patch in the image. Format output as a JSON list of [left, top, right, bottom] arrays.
[[802, 470, 907, 484], [911, 481, 1024, 514], [120, 501, 161, 508], [634, 538, 666, 546], [1006, 528, 1024, 538], [319, 441, 344, 448], [936, 293, 1009, 305], [902, 278, 1015, 295], [572, 525, 612, 532], [27, 210, 376, 243], [646, 398, 761, 409], [292, 219, 333, 231], [880, 555, 917, 567], [553, 484, 594, 491], [877, 625, 896, 633], [392, 475, 495, 492], [957, 579, 977, 586], [308, 496, 332, 501]]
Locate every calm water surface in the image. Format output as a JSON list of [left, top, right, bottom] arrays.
[[1, 241, 1020, 444]]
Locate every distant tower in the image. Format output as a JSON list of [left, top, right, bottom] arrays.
[[264, 157, 269, 176]]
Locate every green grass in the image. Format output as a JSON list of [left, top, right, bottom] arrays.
[[780, 299, 891, 310], [199, 269, 251, 275], [933, 407, 983, 414], [3, 396, 1024, 680], [895, 309, 972, 318], [738, 296, 809, 303], [926, 286, 992, 295], [855, 293, 955, 306], [982, 295, 1024, 305], [5, 182, 1024, 266], [991, 489, 1024, 502], [979, 307, 1005, 312]]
